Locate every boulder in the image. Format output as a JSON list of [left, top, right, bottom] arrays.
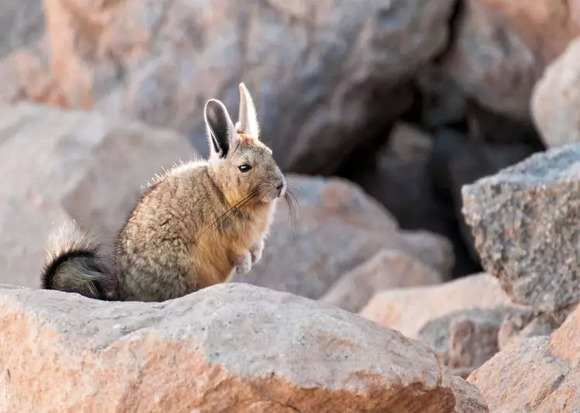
[[468, 302, 580, 411], [497, 310, 560, 350], [6, 0, 456, 174], [236, 176, 454, 299], [462, 143, 580, 320], [319, 249, 443, 313], [532, 37, 580, 148], [442, 0, 541, 121], [442, 0, 580, 124], [0, 103, 196, 288], [0, 0, 45, 58], [0, 283, 488, 412], [360, 273, 515, 339], [418, 307, 529, 378]]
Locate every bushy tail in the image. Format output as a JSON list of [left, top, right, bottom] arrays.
[[41, 221, 119, 300]]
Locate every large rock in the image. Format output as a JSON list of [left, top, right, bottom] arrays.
[[462, 143, 580, 320], [360, 273, 515, 339], [532, 37, 580, 148], [4, 0, 456, 174], [468, 302, 580, 411], [235, 176, 454, 299], [442, 0, 580, 122], [0, 0, 45, 58], [0, 103, 196, 288], [320, 249, 443, 313], [0, 283, 488, 412], [418, 307, 529, 378]]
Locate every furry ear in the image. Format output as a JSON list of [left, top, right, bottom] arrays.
[[236, 82, 260, 139], [204, 99, 235, 159]]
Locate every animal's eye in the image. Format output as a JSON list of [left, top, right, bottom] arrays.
[[238, 164, 252, 173]]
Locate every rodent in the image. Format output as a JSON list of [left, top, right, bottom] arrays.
[[41, 83, 287, 302]]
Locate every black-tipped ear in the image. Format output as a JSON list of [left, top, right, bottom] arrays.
[[204, 99, 235, 158]]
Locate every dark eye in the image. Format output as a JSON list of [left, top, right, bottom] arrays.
[[238, 164, 252, 173]]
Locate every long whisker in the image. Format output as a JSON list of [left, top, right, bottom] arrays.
[[195, 186, 264, 241], [283, 186, 300, 241]]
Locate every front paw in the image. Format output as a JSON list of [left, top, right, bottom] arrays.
[[250, 239, 265, 265], [233, 251, 252, 276]]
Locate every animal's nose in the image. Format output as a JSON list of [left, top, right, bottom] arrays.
[[276, 181, 286, 197]]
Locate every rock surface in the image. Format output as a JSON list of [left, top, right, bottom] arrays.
[[0, 103, 196, 288], [235, 175, 454, 299], [6, 0, 456, 174], [532, 37, 580, 148], [320, 249, 443, 313], [0, 283, 487, 412], [462, 143, 580, 319], [360, 273, 515, 339], [0, 0, 44, 58], [443, 0, 580, 122], [418, 307, 528, 378], [468, 302, 580, 412], [442, 0, 540, 121]]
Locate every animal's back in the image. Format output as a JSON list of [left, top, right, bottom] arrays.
[[116, 162, 230, 301]]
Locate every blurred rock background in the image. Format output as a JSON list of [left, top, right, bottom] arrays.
[[3, 1, 580, 410], [4, 0, 574, 286]]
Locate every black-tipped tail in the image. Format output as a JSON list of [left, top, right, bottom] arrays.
[[41, 222, 118, 300]]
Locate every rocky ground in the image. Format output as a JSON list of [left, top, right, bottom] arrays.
[[2, 0, 580, 412]]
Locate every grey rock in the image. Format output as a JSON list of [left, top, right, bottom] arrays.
[[462, 143, 580, 317], [418, 307, 529, 378], [0, 0, 44, 58], [442, 0, 541, 122]]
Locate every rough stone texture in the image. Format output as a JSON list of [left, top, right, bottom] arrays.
[[497, 310, 560, 350], [319, 249, 443, 313], [0, 103, 196, 288], [235, 176, 454, 299], [447, 138, 537, 261], [3, 0, 455, 174], [532, 37, 580, 148], [468, 302, 580, 412], [0, 283, 488, 412], [360, 273, 515, 339], [462, 143, 580, 319], [0, 0, 45, 58], [418, 307, 529, 378]]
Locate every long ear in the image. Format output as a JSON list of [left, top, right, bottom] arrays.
[[204, 99, 235, 159], [236, 82, 260, 139]]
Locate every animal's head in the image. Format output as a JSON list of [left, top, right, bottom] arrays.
[[204, 83, 286, 207]]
